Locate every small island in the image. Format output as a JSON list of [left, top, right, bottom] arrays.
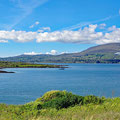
[[0, 61, 67, 73], [0, 70, 14, 73]]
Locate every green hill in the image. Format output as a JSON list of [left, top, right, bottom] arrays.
[[72, 43, 120, 56], [1, 43, 120, 63]]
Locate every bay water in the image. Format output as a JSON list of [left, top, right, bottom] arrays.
[[0, 63, 120, 104]]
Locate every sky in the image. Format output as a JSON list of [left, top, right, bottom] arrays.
[[0, 0, 120, 57]]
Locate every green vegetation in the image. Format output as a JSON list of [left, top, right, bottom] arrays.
[[1, 53, 120, 64], [70, 53, 120, 63], [0, 61, 63, 68], [0, 90, 120, 120]]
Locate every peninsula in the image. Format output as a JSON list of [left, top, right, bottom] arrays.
[[0, 61, 66, 73]]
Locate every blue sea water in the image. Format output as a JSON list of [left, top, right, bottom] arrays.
[[0, 63, 120, 104]]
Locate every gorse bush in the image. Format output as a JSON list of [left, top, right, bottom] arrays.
[[35, 90, 105, 110], [36, 90, 63, 102], [41, 93, 84, 109], [83, 95, 104, 104]]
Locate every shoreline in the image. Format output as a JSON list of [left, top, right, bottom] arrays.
[[0, 61, 68, 73], [0, 64, 68, 73]]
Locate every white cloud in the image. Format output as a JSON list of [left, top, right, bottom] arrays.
[[45, 52, 50, 55], [29, 21, 40, 28], [99, 23, 106, 29], [98, 28, 120, 44], [0, 24, 120, 44], [108, 25, 117, 31], [0, 40, 8, 43], [60, 51, 68, 54], [24, 51, 42, 55], [46, 50, 58, 55], [0, 30, 37, 42], [35, 21, 40, 25], [51, 50, 57, 55], [38, 27, 51, 32], [36, 24, 104, 44]]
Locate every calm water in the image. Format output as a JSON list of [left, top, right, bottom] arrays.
[[0, 63, 120, 104]]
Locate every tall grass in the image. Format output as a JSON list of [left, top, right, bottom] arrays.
[[0, 90, 120, 120]]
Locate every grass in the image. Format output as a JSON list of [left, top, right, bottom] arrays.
[[0, 61, 63, 68], [0, 90, 120, 120]]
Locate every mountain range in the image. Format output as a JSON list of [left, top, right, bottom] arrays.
[[1, 43, 120, 63]]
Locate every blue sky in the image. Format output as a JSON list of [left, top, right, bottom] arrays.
[[0, 0, 120, 57]]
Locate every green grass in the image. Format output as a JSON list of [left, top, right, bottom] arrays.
[[0, 61, 62, 68], [0, 90, 120, 120]]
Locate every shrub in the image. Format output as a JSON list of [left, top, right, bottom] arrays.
[[33, 102, 42, 110], [35, 91, 105, 110], [83, 95, 104, 104], [36, 90, 67, 102], [37, 91, 104, 110], [42, 95, 84, 109]]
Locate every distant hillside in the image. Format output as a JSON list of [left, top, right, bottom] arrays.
[[71, 43, 120, 57], [1, 43, 120, 63]]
